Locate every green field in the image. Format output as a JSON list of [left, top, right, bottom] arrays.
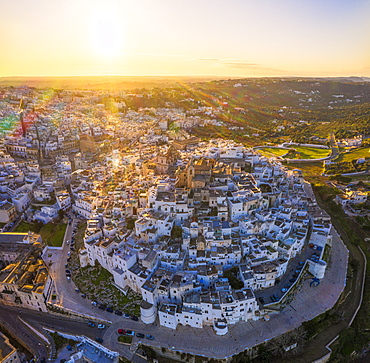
[[257, 145, 330, 160], [335, 147, 370, 163], [14, 221, 66, 247], [256, 147, 289, 158], [293, 146, 331, 159]]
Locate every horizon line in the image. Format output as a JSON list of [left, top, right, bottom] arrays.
[[0, 74, 369, 79]]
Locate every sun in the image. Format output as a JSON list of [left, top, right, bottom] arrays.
[[90, 8, 124, 59]]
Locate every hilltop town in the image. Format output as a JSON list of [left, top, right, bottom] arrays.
[[0, 82, 363, 361]]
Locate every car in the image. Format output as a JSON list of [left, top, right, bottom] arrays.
[[146, 335, 154, 340], [289, 278, 297, 283], [67, 252, 71, 256], [114, 310, 122, 316], [66, 276, 71, 281], [106, 307, 114, 313], [67, 257, 71, 262], [136, 333, 145, 338], [75, 288, 79, 293], [299, 261, 304, 265], [65, 269, 71, 274], [64, 264, 68, 268], [125, 330, 134, 336], [70, 247, 75, 251], [123, 313, 130, 319], [292, 274, 298, 278], [81, 294, 87, 298], [281, 288, 288, 293], [117, 329, 126, 335], [91, 301, 98, 306], [87, 321, 95, 327], [97, 324, 105, 329], [258, 297, 265, 304], [130, 315, 139, 321], [66, 240, 69, 244], [272, 294, 279, 301], [95, 337, 103, 343], [98, 304, 106, 310]]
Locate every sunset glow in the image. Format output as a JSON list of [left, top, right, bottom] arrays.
[[1, 0, 370, 77]]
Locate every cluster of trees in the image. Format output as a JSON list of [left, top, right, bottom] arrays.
[[325, 161, 356, 175], [223, 266, 244, 289], [326, 160, 370, 175]]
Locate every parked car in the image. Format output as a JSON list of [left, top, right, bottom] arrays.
[[258, 297, 265, 304], [97, 324, 105, 329], [281, 288, 288, 293], [65, 269, 71, 274], [289, 278, 297, 283], [136, 333, 145, 338], [123, 313, 130, 319], [91, 301, 98, 306], [98, 304, 106, 310], [117, 329, 126, 335], [66, 276, 71, 282], [87, 321, 95, 327], [146, 335, 154, 340], [75, 288, 79, 293], [106, 307, 114, 313], [81, 294, 87, 298], [95, 337, 103, 343], [130, 315, 139, 321], [125, 330, 134, 336], [114, 310, 122, 316]]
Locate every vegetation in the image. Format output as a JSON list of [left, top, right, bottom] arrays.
[[224, 266, 244, 290], [14, 221, 67, 247], [126, 217, 136, 230], [335, 146, 370, 163], [69, 221, 141, 315], [50, 331, 75, 351], [118, 335, 132, 344], [171, 225, 183, 239], [257, 145, 330, 160], [256, 147, 288, 158]]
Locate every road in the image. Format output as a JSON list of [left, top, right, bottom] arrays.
[[0, 305, 145, 363], [0, 306, 48, 361], [329, 132, 340, 159]]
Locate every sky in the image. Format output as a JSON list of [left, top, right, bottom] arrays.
[[1, 0, 370, 78]]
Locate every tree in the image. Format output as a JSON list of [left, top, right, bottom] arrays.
[[58, 209, 65, 220], [171, 225, 183, 239], [126, 217, 136, 230]]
